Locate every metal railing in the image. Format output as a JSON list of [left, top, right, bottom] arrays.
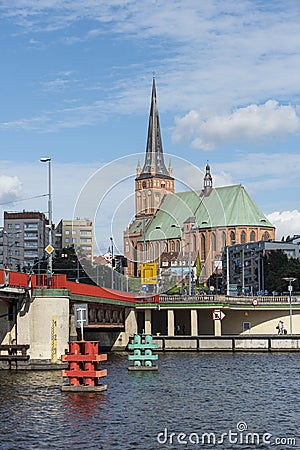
[[159, 294, 296, 305]]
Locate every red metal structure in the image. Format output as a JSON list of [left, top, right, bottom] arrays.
[[0, 270, 159, 304], [61, 341, 107, 391]]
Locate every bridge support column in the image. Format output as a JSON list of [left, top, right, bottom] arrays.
[[214, 319, 222, 336], [191, 309, 198, 336], [125, 308, 138, 336], [144, 309, 152, 335], [167, 310, 174, 336], [70, 310, 77, 341]]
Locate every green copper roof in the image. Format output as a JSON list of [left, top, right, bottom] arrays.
[[127, 217, 150, 235], [137, 184, 274, 241]]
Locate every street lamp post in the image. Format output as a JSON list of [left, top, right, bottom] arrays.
[[110, 236, 114, 289], [40, 157, 53, 277], [171, 224, 192, 295], [187, 240, 192, 296], [139, 212, 147, 263], [226, 246, 230, 296], [283, 277, 296, 334], [241, 247, 245, 294]]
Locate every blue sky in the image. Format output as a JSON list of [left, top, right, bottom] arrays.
[[0, 0, 300, 254]]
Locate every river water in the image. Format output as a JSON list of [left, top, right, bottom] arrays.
[[0, 352, 299, 449]]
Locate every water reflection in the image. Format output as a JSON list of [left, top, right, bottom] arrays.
[[0, 353, 299, 449]]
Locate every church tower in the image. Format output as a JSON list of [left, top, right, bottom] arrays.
[[135, 78, 174, 219], [202, 162, 213, 196]]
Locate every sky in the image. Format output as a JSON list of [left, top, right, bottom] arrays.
[[0, 0, 300, 255]]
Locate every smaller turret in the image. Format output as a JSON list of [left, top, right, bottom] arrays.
[[202, 162, 213, 196]]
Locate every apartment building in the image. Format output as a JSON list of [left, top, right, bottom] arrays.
[[1, 211, 48, 271], [55, 219, 94, 261]]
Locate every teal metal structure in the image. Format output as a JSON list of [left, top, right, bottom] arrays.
[[128, 334, 158, 369]]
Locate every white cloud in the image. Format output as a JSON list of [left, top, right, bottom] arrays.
[[213, 152, 300, 183], [1, 1, 300, 118], [0, 175, 22, 204], [0, 160, 99, 226], [173, 101, 300, 150], [267, 210, 300, 241]]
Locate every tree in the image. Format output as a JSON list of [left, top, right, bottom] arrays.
[[263, 250, 300, 293], [32, 246, 96, 285], [195, 251, 202, 289]]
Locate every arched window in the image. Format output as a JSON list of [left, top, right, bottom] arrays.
[[222, 231, 226, 247], [193, 234, 197, 252], [262, 231, 270, 241], [241, 231, 246, 244], [149, 242, 155, 261], [139, 243, 143, 262], [176, 240, 180, 252], [171, 240, 175, 252], [230, 231, 235, 244], [136, 192, 141, 212], [164, 241, 168, 252], [201, 233, 206, 260], [154, 242, 159, 260], [250, 231, 255, 242], [212, 233, 216, 252]]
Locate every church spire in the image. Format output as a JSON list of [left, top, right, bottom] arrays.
[[140, 77, 170, 177], [135, 78, 174, 218], [202, 161, 213, 196]]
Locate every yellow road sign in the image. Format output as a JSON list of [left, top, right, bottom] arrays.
[[141, 263, 157, 285], [45, 244, 54, 254]]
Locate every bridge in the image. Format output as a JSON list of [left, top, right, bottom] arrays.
[[1, 269, 299, 365]]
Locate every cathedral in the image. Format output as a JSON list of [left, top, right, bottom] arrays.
[[124, 78, 275, 285]]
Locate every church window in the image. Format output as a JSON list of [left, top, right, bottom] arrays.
[[230, 231, 235, 244], [212, 233, 216, 252], [193, 234, 197, 252], [250, 231, 256, 242], [164, 241, 168, 252], [241, 231, 246, 244], [201, 233, 206, 260], [222, 231, 226, 247], [262, 231, 270, 241]]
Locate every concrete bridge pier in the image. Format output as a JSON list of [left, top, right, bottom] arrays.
[[214, 319, 222, 336], [191, 309, 198, 336], [167, 310, 174, 336]]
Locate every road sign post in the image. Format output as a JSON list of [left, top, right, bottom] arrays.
[[74, 303, 88, 341], [212, 309, 226, 321]]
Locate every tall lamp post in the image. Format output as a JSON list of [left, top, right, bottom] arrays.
[[139, 212, 147, 263], [283, 277, 296, 334], [171, 224, 192, 295], [226, 246, 230, 296], [40, 157, 53, 277], [110, 236, 114, 289]]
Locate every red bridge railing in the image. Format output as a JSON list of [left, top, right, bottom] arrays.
[[0, 270, 159, 304]]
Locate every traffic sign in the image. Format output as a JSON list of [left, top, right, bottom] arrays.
[[252, 298, 258, 306], [45, 244, 54, 255], [209, 286, 215, 292], [141, 263, 157, 285], [212, 309, 226, 320], [74, 304, 88, 327]]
